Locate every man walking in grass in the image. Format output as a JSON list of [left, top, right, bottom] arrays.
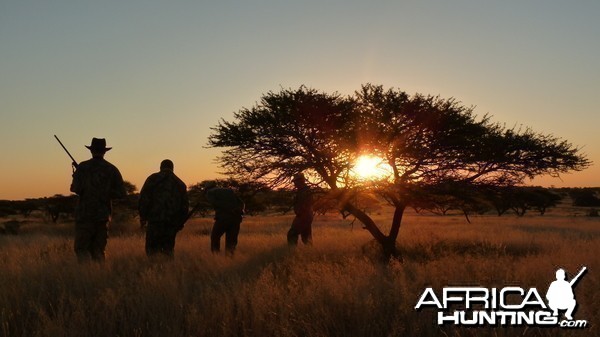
[[70, 138, 126, 262], [205, 181, 245, 255], [287, 173, 314, 246], [139, 159, 189, 257]]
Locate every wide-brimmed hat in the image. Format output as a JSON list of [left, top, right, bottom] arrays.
[[85, 138, 112, 152]]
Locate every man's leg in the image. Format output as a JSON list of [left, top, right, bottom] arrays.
[[300, 220, 313, 245], [565, 300, 576, 320], [287, 220, 300, 246], [163, 226, 177, 257], [145, 223, 161, 257], [211, 221, 227, 253], [74, 222, 93, 262], [90, 221, 108, 262], [225, 220, 241, 255]]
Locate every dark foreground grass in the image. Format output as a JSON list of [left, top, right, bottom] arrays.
[[0, 213, 598, 337]]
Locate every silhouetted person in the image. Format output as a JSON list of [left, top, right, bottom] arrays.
[[287, 173, 313, 246], [205, 182, 244, 255], [70, 138, 126, 262], [546, 268, 582, 320], [139, 159, 189, 258]]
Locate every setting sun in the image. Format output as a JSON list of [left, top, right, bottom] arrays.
[[352, 155, 393, 180]]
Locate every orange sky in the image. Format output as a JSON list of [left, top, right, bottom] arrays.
[[1, 1, 598, 200]]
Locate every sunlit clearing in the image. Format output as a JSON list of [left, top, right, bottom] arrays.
[[352, 155, 393, 181]]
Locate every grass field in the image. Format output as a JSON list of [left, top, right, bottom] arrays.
[[1, 209, 598, 337]]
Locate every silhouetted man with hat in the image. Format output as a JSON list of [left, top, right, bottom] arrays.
[[70, 138, 126, 262], [139, 159, 189, 258], [287, 173, 314, 245]]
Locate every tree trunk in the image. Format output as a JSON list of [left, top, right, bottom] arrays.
[[388, 205, 404, 243], [343, 203, 386, 243], [381, 237, 400, 260], [385, 205, 405, 260], [462, 209, 472, 224], [344, 202, 404, 261]]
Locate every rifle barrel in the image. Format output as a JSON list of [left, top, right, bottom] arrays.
[[569, 266, 587, 286], [54, 135, 78, 167]]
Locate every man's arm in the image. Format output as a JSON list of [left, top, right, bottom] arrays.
[[70, 168, 83, 195], [138, 176, 154, 227]]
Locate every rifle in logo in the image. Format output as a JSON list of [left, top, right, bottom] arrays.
[[546, 266, 587, 320]]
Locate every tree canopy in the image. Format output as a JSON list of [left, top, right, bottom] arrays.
[[208, 84, 590, 258]]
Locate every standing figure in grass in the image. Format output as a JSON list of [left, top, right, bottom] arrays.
[[139, 159, 189, 258], [70, 138, 126, 262], [205, 181, 245, 255], [287, 173, 314, 246]]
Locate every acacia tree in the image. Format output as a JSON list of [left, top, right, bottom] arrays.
[[208, 84, 590, 258]]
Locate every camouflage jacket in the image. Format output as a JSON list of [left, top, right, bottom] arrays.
[[206, 188, 244, 221], [139, 170, 188, 225], [294, 186, 313, 217], [70, 157, 126, 222]]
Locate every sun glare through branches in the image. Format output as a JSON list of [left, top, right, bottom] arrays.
[[351, 155, 393, 181]]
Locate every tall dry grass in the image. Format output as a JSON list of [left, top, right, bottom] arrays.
[[0, 211, 598, 337]]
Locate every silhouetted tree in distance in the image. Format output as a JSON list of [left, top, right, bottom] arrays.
[[188, 179, 272, 216], [123, 181, 137, 195], [112, 180, 139, 219], [514, 187, 562, 216], [410, 182, 492, 223], [45, 194, 77, 223], [481, 186, 562, 217], [569, 188, 600, 207], [208, 84, 590, 259], [484, 186, 514, 216]]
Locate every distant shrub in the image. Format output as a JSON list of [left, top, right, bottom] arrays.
[[570, 188, 600, 207], [1, 219, 21, 235]]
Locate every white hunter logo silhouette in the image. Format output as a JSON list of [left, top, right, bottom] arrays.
[[545, 267, 587, 320]]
